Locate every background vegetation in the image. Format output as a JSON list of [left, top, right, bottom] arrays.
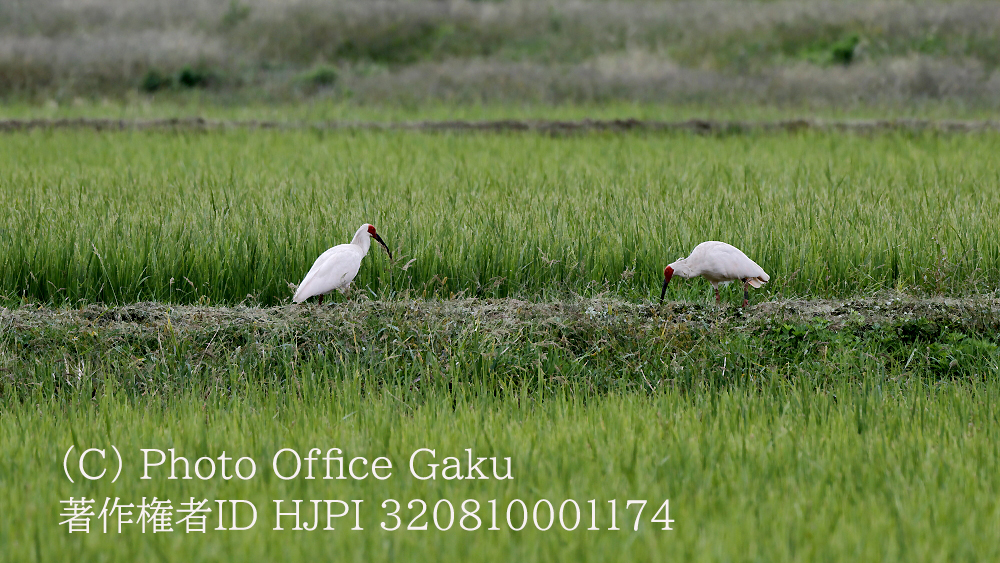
[[3, 0, 1000, 109]]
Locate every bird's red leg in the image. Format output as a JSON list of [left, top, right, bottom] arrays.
[[318, 294, 324, 306], [715, 287, 721, 304], [742, 279, 749, 308]]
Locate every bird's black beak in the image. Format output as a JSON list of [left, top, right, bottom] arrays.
[[372, 233, 392, 259], [660, 276, 669, 304]]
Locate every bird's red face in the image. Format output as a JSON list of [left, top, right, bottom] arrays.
[[367, 224, 392, 259], [660, 266, 674, 304]]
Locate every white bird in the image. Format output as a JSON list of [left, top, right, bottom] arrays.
[[660, 241, 769, 307], [293, 223, 392, 305]]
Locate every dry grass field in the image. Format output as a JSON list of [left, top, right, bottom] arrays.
[[3, 0, 1000, 108]]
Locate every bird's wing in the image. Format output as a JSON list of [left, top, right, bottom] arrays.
[[693, 242, 768, 282], [293, 244, 363, 302]]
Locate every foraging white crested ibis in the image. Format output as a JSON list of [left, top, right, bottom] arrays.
[[293, 224, 391, 305], [660, 241, 769, 307]]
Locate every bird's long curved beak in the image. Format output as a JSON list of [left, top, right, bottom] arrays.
[[660, 276, 670, 304], [372, 233, 392, 259]]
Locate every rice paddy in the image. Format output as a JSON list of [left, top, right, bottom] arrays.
[[3, 129, 1000, 306], [3, 126, 1000, 561]]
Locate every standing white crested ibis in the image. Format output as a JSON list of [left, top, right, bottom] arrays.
[[660, 241, 769, 307], [293, 223, 391, 305]]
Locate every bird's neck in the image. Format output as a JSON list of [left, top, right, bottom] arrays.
[[351, 229, 371, 256], [668, 259, 694, 278]]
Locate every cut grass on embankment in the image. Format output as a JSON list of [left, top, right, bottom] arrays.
[[5, 295, 1000, 397], [4, 129, 1000, 305], [3, 297, 1000, 561]]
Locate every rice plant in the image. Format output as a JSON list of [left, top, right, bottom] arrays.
[[2, 129, 1000, 305]]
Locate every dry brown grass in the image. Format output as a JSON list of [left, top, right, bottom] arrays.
[[339, 55, 1000, 106], [3, 1, 1000, 106]]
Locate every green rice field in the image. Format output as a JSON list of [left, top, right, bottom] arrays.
[[3, 126, 1000, 561], [3, 129, 1000, 305]]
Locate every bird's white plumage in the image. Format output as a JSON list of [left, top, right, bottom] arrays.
[[293, 224, 381, 303], [669, 241, 769, 288]]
